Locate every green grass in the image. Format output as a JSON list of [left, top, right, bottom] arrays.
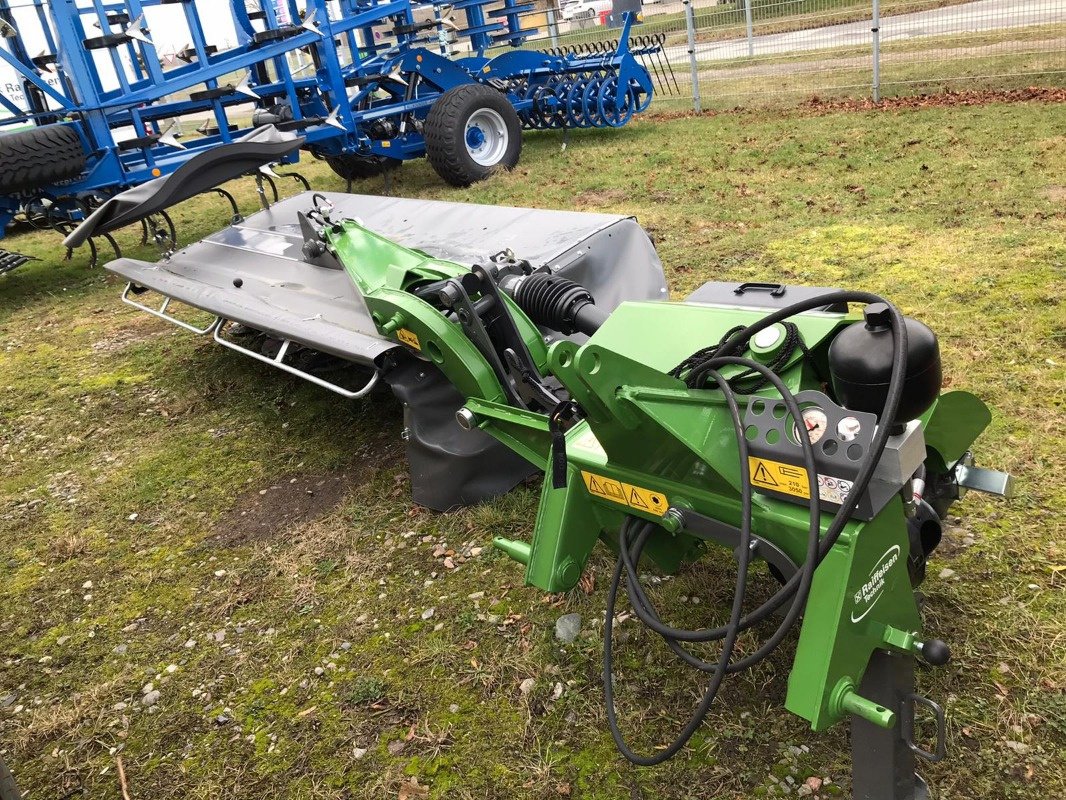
[[1, 97, 1065, 799]]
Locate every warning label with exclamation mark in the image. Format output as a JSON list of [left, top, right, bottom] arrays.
[[581, 471, 668, 514]]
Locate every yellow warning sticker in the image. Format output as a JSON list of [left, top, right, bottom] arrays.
[[749, 456, 811, 499], [397, 328, 421, 350], [748, 458, 856, 506], [581, 471, 668, 514]]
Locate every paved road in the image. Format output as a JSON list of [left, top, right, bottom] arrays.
[[653, 0, 1065, 63]]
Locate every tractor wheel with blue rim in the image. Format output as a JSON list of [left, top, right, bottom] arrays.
[[425, 84, 522, 187]]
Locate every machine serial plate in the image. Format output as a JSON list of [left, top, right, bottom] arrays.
[[581, 471, 668, 515], [748, 457, 854, 506]]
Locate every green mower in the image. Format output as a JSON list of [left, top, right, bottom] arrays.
[[66, 146, 1014, 799]]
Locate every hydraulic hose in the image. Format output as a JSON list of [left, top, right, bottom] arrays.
[[603, 291, 909, 765]]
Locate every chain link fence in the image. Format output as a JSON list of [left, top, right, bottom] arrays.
[[526, 0, 1065, 109]]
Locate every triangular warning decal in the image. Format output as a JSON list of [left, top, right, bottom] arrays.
[[753, 461, 779, 487], [589, 475, 605, 494], [628, 488, 650, 510]]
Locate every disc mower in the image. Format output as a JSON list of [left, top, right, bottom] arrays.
[[66, 150, 1014, 799]]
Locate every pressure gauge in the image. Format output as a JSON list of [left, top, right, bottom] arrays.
[[794, 407, 829, 445]]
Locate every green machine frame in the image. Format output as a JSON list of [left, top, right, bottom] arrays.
[[311, 210, 1012, 798]]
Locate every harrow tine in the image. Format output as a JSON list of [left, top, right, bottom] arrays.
[[161, 211, 177, 249], [640, 49, 662, 95], [261, 172, 280, 204], [639, 35, 666, 94], [285, 171, 312, 191], [210, 187, 242, 221], [67, 235, 98, 269], [86, 238, 100, 268], [657, 33, 680, 94], [99, 232, 122, 261]]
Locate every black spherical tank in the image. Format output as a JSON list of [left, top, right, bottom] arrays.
[[828, 303, 942, 430]]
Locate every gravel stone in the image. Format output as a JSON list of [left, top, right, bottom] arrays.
[[555, 613, 582, 644]]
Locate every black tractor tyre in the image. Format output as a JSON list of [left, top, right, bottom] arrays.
[[324, 153, 402, 182], [424, 84, 522, 187], [0, 125, 87, 195]]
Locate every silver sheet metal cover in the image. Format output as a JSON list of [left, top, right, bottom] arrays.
[[105, 192, 668, 366]]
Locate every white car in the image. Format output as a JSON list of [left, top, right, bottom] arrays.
[[559, 0, 613, 21]]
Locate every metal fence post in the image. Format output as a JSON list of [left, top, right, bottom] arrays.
[[871, 0, 881, 102], [684, 0, 701, 112], [547, 7, 560, 49], [744, 0, 755, 58]]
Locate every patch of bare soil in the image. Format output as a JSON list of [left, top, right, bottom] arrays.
[[573, 188, 630, 206], [800, 86, 1066, 113], [210, 470, 367, 547], [646, 86, 1066, 122]]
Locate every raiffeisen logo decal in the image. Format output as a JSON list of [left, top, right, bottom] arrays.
[[850, 545, 900, 623]]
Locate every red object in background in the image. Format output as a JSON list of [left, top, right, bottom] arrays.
[[598, 9, 610, 24]]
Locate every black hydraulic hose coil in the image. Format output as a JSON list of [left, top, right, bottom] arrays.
[[512, 274, 608, 336]]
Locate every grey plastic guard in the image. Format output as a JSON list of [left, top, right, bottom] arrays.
[[64, 126, 305, 248], [105, 191, 669, 368]]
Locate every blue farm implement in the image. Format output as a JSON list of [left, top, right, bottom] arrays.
[[0, 0, 666, 263]]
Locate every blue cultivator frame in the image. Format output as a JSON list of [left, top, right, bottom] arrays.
[[0, 0, 666, 260]]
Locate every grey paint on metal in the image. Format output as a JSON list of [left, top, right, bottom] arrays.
[[106, 192, 668, 367]]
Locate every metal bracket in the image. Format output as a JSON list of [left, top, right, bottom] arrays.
[[122, 283, 220, 335], [955, 461, 1016, 498], [674, 507, 798, 582], [901, 693, 947, 763], [213, 321, 380, 400]]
